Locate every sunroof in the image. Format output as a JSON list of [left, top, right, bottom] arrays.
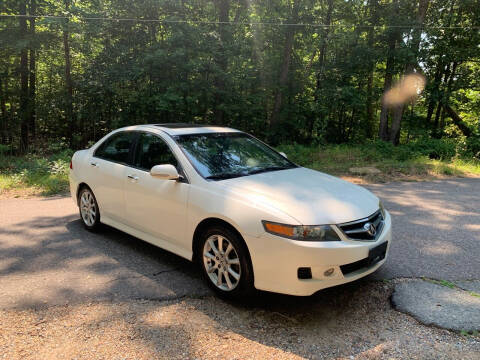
[[155, 123, 213, 129]]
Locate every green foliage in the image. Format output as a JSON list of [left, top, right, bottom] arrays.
[[277, 138, 480, 181], [428, 279, 457, 289], [0, 150, 72, 195], [1, 0, 480, 151], [279, 138, 459, 165], [0, 144, 11, 155], [464, 136, 480, 159]]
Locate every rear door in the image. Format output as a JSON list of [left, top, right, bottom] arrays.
[[123, 131, 189, 246], [90, 131, 137, 222]]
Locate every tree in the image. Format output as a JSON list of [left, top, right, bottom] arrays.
[[28, 0, 36, 139], [269, 0, 300, 138], [62, 0, 74, 147], [213, 0, 231, 125], [389, 0, 429, 145], [19, 0, 29, 152], [1, 0, 479, 150]]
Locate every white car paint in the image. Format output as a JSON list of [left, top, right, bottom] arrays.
[[69, 124, 392, 296]]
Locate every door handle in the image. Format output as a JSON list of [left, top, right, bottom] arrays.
[[127, 174, 139, 181], [90, 162, 98, 167]]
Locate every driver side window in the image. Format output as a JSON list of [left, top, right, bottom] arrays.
[[134, 133, 178, 171]]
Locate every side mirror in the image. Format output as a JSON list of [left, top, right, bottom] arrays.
[[150, 164, 180, 180], [279, 152, 288, 159]]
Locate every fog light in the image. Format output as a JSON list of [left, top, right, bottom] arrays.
[[324, 268, 335, 277], [297, 267, 312, 279]]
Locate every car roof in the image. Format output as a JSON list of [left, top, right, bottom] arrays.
[[133, 123, 242, 136]]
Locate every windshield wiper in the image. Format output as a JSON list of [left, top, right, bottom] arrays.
[[205, 172, 247, 180], [247, 165, 295, 175]]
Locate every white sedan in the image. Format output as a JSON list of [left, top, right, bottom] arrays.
[[69, 124, 391, 298]]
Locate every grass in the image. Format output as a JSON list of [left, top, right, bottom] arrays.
[[1, 139, 480, 197], [0, 150, 72, 196], [461, 329, 479, 337], [469, 291, 480, 298], [425, 278, 457, 289], [423, 278, 480, 300], [277, 141, 480, 183]]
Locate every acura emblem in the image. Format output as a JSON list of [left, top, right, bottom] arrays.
[[363, 222, 376, 236]]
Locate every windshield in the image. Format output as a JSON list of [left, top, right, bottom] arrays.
[[174, 133, 297, 180]]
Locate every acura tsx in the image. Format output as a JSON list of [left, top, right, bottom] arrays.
[[69, 123, 391, 298]]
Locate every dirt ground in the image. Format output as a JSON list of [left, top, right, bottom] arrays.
[[1, 281, 479, 360]]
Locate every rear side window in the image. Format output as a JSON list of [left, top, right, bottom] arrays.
[[94, 131, 136, 164], [134, 132, 178, 171]]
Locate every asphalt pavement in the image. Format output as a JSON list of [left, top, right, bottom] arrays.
[[0, 178, 479, 309]]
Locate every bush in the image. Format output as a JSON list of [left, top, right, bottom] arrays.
[[463, 136, 480, 159], [0, 150, 73, 195], [0, 144, 10, 155], [404, 138, 457, 161]]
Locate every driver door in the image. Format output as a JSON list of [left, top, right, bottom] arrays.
[[124, 132, 189, 246]]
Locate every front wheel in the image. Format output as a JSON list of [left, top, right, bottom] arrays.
[[199, 226, 254, 299], [78, 187, 101, 231]]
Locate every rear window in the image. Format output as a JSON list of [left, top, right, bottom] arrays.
[[94, 131, 136, 165]]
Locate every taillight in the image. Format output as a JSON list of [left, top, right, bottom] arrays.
[[70, 160, 73, 169]]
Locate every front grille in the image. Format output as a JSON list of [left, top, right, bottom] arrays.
[[338, 209, 384, 241]]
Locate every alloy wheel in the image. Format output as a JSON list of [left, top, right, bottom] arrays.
[[203, 234, 241, 291], [80, 190, 96, 226]]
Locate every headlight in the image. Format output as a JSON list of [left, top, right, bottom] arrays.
[[262, 221, 340, 241], [379, 201, 386, 218]]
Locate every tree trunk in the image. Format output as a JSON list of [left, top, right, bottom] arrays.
[[29, 0, 36, 140], [19, 1, 29, 152], [427, 0, 457, 130], [307, 0, 334, 138], [436, 61, 458, 137], [314, 0, 334, 101], [432, 62, 452, 137], [443, 105, 472, 137], [389, 104, 404, 145], [213, 0, 230, 125], [365, 0, 378, 139], [426, 62, 443, 124], [388, 0, 430, 144], [63, 0, 74, 148], [0, 78, 7, 144], [269, 1, 300, 135], [433, 101, 442, 137], [378, 30, 397, 141]]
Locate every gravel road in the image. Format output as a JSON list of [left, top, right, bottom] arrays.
[[0, 178, 479, 359]]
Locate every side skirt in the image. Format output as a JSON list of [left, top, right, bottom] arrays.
[[101, 216, 193, 261]]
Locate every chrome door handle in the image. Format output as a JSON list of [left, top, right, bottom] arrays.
[[90, 162, 98, 167], [127, 174, 139, 181]]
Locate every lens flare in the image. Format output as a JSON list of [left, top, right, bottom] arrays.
[[383, 73, 426, 106]]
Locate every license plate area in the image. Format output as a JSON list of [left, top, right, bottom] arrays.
[[367, 241, 388, 267], [340, 241, 388, 276]]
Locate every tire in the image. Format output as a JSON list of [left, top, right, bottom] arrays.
[[78, 187, 101, 231], [198, 225, 254, 300]]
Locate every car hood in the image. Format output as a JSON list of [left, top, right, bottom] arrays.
[[217, 167, 379, 225]]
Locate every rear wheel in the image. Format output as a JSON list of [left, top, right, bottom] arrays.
[[199, 226, 254, 299], [78, 187, 101, 231]]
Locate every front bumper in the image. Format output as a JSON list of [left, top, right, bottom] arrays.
[[245, 211, 392, 296]]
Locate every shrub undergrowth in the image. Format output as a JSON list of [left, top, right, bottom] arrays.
[[0, 149, 73, 195]]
